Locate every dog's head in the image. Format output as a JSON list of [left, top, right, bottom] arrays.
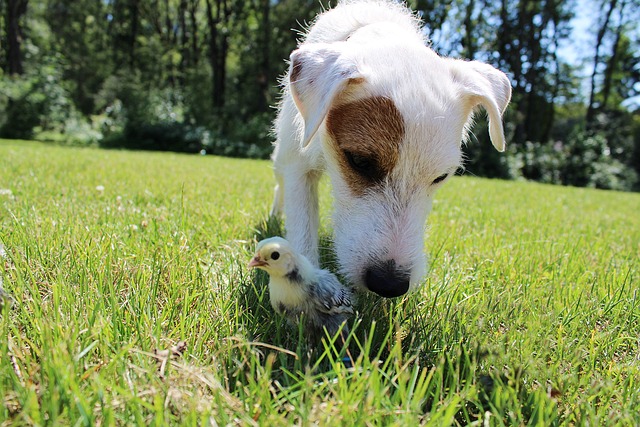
[[289, 39, 511, 298]]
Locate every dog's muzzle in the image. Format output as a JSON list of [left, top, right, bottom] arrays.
[[364, 260, 411, 298]]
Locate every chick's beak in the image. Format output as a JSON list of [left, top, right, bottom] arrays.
[[248, 254, 268, 269]]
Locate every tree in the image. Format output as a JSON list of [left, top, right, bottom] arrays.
[[460, 0, 478, 59], [5, 0, 28, 75], [204, 0, 232, 113], [46, 0, 112, 115], [493, 0, 574, 144], [586, 0, 618, 125], [412, 0, 454, 50], [590, 0, 639, 115]]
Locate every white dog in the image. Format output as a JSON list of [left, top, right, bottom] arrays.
[[270, 0, 511, 298]]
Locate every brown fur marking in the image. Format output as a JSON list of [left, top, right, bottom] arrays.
[[326, 96, 405, 195]]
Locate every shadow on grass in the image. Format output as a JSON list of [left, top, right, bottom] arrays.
[[236, 215, 455, 369]]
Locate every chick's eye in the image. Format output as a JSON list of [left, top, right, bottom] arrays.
[[270, 251, 280, 260], [432, 173, 448, 185]]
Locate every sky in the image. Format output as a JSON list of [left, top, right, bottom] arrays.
[[557, 0, 593, 69]]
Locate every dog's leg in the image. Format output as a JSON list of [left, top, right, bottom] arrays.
[[283, 169, 320, 267], [270, 170, 284, 218]]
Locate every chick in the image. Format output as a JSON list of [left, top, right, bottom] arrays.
[[248, 237, 354, 341]]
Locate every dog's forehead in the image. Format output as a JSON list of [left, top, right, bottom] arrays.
[[325, 87, 463, 195], [394, 97, 465, 182]]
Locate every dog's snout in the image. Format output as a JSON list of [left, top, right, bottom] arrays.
[[364, 260, 411, 298]]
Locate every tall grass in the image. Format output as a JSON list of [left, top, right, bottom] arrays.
[[1, 139, 639, 425]]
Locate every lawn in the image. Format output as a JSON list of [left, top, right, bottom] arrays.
[[1, 139, 639, 426]]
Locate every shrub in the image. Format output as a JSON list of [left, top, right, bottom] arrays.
[[461, 118, 520, 180], [221, 112, 274, 159], [96, 71, 203, 152], [514, 129, 638, 191], [101, 121, 210, 153], [561, 129, 638, 190], [0, 61, 75, 139], [517, 141, 564, 184], [0, 75, 47, 139]]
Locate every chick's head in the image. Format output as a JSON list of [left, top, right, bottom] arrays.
[[248, 237, 297, 278]]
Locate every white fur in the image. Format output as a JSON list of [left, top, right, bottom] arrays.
[[271, 0, 511, 296]]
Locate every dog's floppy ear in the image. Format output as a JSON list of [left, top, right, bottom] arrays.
[[289, 43, 364, 147], [450, 60, 512, 152]]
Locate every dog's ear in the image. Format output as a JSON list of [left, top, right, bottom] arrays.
[[289, 43, 364, 147], [449, 60, 512, 152]]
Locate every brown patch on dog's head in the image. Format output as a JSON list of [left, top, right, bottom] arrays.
[[326, 96, 405, 195]]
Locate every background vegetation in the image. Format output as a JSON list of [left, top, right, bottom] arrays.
[[1, 139, 639, 424], [0, 0, 639, 190]]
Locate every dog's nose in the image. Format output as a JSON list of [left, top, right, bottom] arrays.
[[364, 260, 410, 298]]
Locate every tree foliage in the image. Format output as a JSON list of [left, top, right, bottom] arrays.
[[0, 0, 638, 190]]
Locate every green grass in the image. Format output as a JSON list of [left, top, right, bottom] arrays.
[[1, 138, 639, 425]]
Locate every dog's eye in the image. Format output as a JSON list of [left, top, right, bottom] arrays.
[[345, 152, 374, 172], [344, 151, 382, 180], [432, 173, 448, 185], [271, 251, 280, 260]]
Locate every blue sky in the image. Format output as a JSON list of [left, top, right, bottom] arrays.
[[557, 0, 592, 68]]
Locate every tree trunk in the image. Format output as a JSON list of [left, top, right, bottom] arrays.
[[0, 0, 4, 70], [523, 2, 551, 143], [586, 0, 617, 125], [205, 0, 227, 112], [601, 0, 626, 112], [497, 0, 508, 70], [256, 0, 270, 112], [129, 0, 139, 68], [543, 32, 562, 144], [215, 0, 229, 111], [6, 0, 28, 76], [189, 0, 199, 66], [164, 0, 174, 45], [461, 0, 476, 59], [216, 47, 227, 111], [179, 0, 188, 72]]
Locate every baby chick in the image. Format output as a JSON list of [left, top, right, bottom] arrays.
[[248, 237, 354, 341]]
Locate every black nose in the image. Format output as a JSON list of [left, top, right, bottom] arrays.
[[364, 260, 410, 298]]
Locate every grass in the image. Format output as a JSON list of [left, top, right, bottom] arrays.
[[0, 138, 639, 425]]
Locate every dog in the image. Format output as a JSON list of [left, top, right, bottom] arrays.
[[270, 0, 511, 298]]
